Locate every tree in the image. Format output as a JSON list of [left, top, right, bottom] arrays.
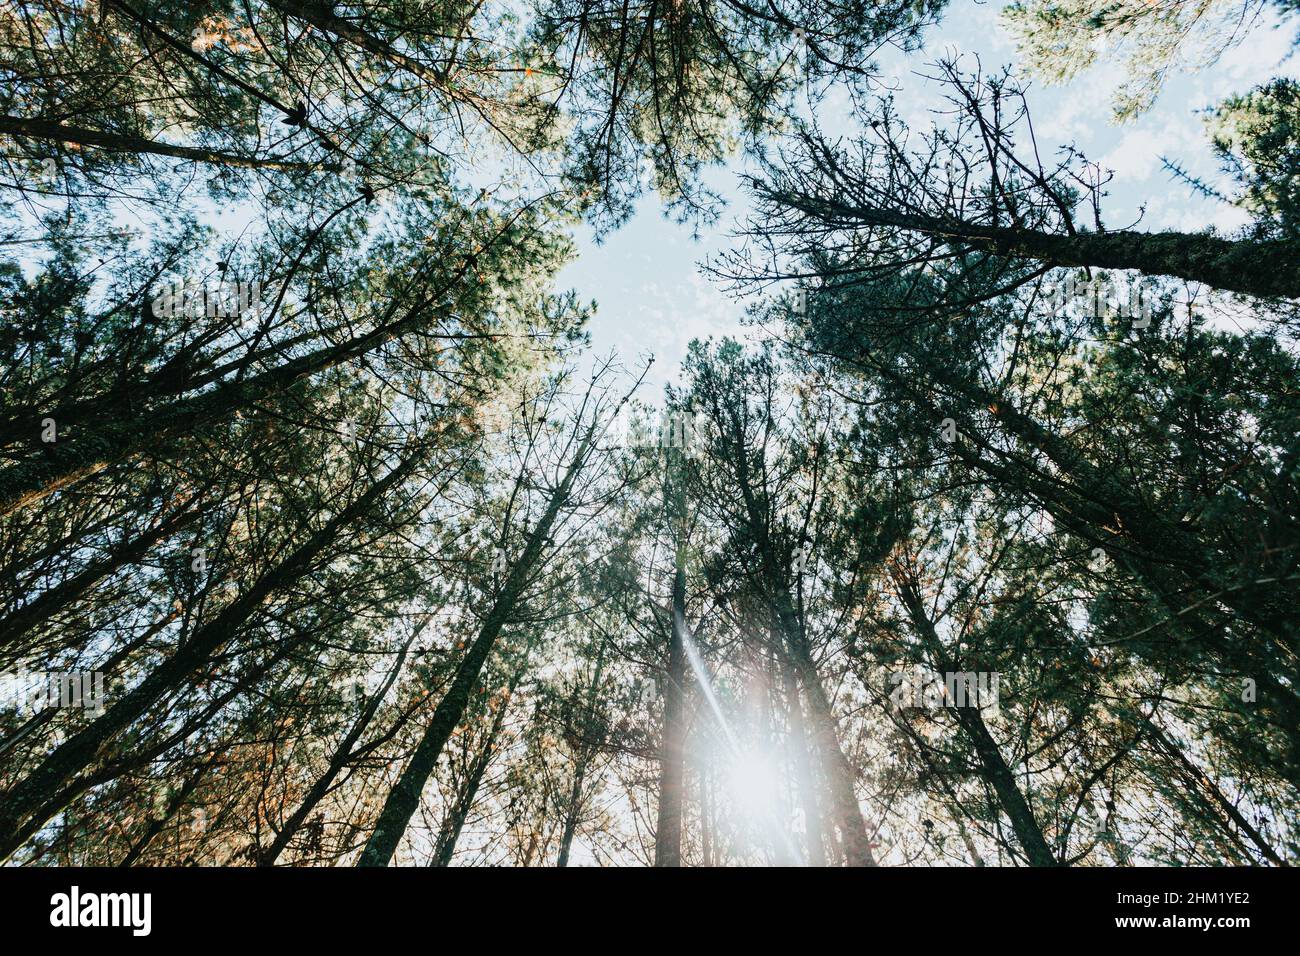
[[725, 62, 1300, 302], [1003, 0, 1298, 119]]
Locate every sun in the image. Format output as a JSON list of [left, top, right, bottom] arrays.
[[725, 751, 783, 823]]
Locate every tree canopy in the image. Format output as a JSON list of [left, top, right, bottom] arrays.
[[1, 0, 1297, 868]]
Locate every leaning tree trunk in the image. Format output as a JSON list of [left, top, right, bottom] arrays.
[[0, 496, 202, 649], [356, 425, 596, 866], [770, 582, 875, 866], [430, 653, 529, 867], [0, 243, 474, 517], [0, 114, 312, 171], [0, 451, 419, 860], [1144, 716, 1286, 866], [554, 772, 585, 868], [429, 728, 497, 868], [260, 625, 423, 865], [780, 194, 1300, 300], [896, 579, 1057, 866], [792, 654, 877, 867], [0, 608, 178, 762], [557, 638, 608, 868]]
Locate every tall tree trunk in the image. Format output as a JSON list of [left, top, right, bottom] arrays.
[[0, 115, 313, 171], [951, 705, 1057, 866], [772, 585, 873, 865], [0, 608, 178, 760], [0, 243, 478, 517], [954, 811, 987, 867], [356, 425, 597, 866], [897, 579, 1057, 866], [0, 451, 420, 860], [653, 545, 688, 866], [0, 497, 202, 648], [717, 395, 877, 866], [792, 656, 876, 866], [780, 194, 1300, 299], [1144, 717, 1286, 866], [555, 757, 588, 868], [431, 653, 529, 867], [782, 661, 827, 866], [260, 626, 423, 865], [429, 733, 494, 868], [557, 638, 608, 868]]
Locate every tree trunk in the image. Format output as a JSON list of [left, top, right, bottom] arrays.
[[0, 244, 475, 517], [793, 659, 876, 866], [1144, 717, 1286, 866], [952, 705, 1057, 866], [0, 115, 313, 171], [783, 661, 827, 866], [897, 579, 1057, 866], [783, 194, 1300, 299], [431, 654, 529, 867], [0, 608, 178, 761], [0, 498, 202, 648], [0, 452, 420, 860], [653, 545, 688, 866], [260, 626, 423, 865], [557, 638, 608, 868], [356, 425, 596, 866]]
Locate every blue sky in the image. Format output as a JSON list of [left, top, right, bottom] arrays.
[[560, 3, 1300, 400]]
